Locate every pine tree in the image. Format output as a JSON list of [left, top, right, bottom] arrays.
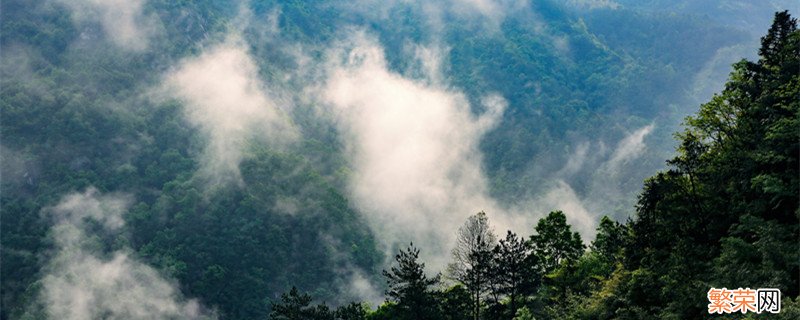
[[383, 243, 442, 320], [270, 287, 334, 320], [490, 231, 538, 318]]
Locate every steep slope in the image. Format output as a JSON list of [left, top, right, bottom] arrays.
[[1, 0, 791, 319]]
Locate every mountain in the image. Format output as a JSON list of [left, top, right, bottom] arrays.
[[1, 1, 796, 319]]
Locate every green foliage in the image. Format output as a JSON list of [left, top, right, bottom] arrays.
[[335, 303, 370, 320], [529, 211, 586, 275], [591, 216, 629, 270], [512, 306, 536, 320], [0, 1, 382, 318], [589, 10, 799, 319], [437, 285, 473, 320], [2, 0, 796, 318], [270, 287, 334, 320], [306, 11, 798, 320], [382, 243, 442, 320], [448, 211, 496, 320], [269, 287, 370, 320], [490, 231, 538, 317]]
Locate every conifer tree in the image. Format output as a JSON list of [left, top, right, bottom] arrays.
[[383, 243, 442, 320]]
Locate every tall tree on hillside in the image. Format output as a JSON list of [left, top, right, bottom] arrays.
[[759, 11, 798, 68], [528, 210, 585, 316], [529, 211, 584, 275], [614, 11, 800, 318], [447, 212, 497, 320], [490, 231, 538, 318], [591, 216, 629, 269], [707, 10, 800, 298], [383, 243, 441, 320]]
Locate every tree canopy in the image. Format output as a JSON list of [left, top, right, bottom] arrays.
[[271, 11, 799, 320]]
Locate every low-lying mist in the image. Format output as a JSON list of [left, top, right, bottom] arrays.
[[160, 36, 298, 187], [28, 188, 215, 319], [4, 0, 789, 315]]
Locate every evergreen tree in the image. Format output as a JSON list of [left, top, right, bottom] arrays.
[[270, 287, 334, 320], [334, 302, 369, 320], [596, 11, 800, 319], [490, 231, 538, 317], [383, 243, 442, 320]]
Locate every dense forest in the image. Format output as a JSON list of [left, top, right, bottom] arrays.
[[270, 13, 799, 320], [1, 0, 797, 319]]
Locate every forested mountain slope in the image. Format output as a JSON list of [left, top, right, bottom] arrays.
[[270, 11, 799, 320], [1, 1, 796, 319]]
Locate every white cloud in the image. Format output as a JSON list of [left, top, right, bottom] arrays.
[[606, 124, 654, 172], [556, 141, 590, 177], [55, 0, 157, 51], [35, 188, 215, 319], [321, 33, 514, 270], [342, 270, 384, 307], [342, 0, 527, 35], [541, 124, 656, 233], [446, 0, 529, 27], [449, 0, 509, 21], [566, 0, 620, 10], [162, 37, 298, 186], [49, 187, 130, 231], [539, 180, 595, 237], [690, 44, 754, 105], [317, 32, 605, 276]]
